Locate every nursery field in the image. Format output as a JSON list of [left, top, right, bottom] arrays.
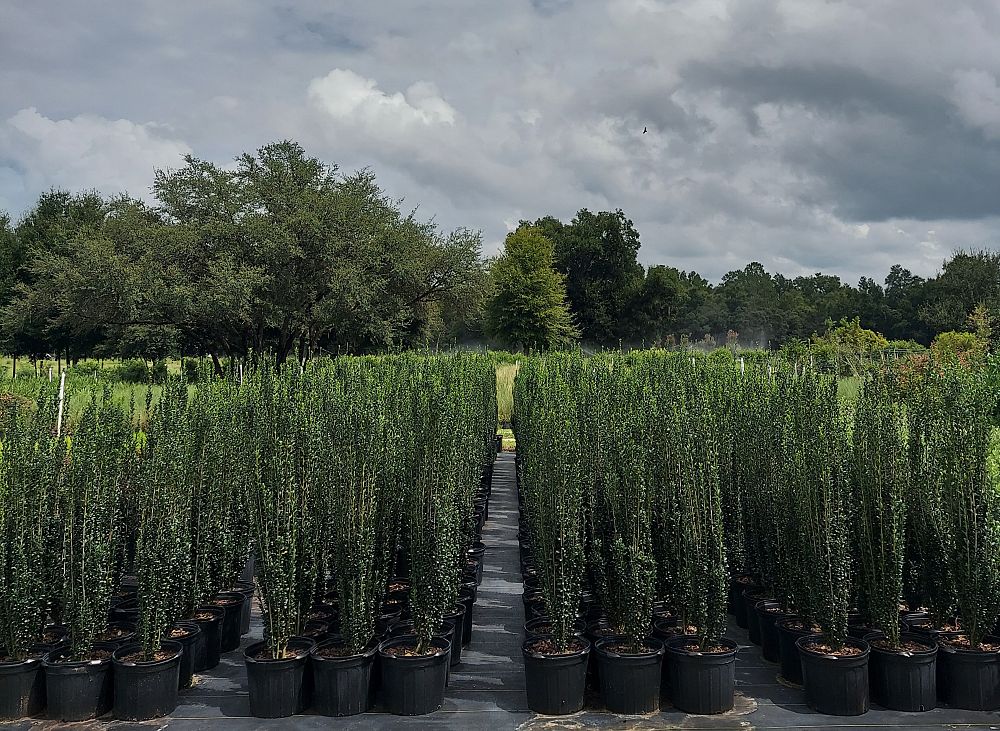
[[0, 349, 999, 727]]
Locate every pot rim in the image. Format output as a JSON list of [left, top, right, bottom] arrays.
[[42, 641, 117, 668], [310, 637, 379, 663], [521, 634, 590, 659], [378, 634, 450, 660], [244, 637, 315, 664], [112, 640, 183, 667], [665, 635, 738, 657], [936, 634, 1000, 656], [795, 634, 870, 660], [863, 632, 936, 657], [594, 636, 664, 658]]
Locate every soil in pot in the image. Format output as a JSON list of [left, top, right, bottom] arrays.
[[94, 622, 136, 648], [666, 636, 738, 714], [525, 617, 587, 641], [42, 642, 116, 721], [169, 622, 201, 690], [756, 601, 795, 663], [936, 634, 1000, 711], [594, 637, 664, 714], [112, 640, 182, 721], [378, 635, 451, 715], [191, 606, 224, 671], [208, 592, 245, 653], [796, 635, 870, 716], [776, 617, 820, 686], [522, 636, 590, 715], [310, 639, 377, 717], [865, 632, 936, 712], [244, 637, 315, 719]]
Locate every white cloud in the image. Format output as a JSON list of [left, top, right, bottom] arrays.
[[0, 107, 190, 210], [307, 69, 457, 130]]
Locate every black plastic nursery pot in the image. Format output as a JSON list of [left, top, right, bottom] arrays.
[[378, 635, 451, 715], [310, 639, 377, 717], [743, 589, 769, 645], [936, 636, 1000, 711], [796, 635, 870, 716], [594, 637, 664, 714], [42, 642, 116, 721], [211, 591, 246, 653], [0, 654, 46, 720], [776, 617, 819, 686], [170, 622, 201, 690], [190, 606, 224, 672], [443, 604, 466, 667], [729, 575, 754, 622], [864, 632, 936, 712], [232, 581, 255, 636], [666, 636, 738, 714], [459, 585, 476, 646], [109, 598, 139, 625], [244, 637, 315, 719], [756, 601, 795, 663], [522, 636, 590, 715], [111, 640, 182, 721]]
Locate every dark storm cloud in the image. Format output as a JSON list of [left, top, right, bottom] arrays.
[[2, 0, 1000, 282]]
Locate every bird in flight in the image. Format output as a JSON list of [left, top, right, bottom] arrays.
[[643, 126, 647, 134]]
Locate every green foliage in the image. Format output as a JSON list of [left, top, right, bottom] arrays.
[[134, 380, 193, 659], [487, 227, 579, 351], [777, 373, 851, 647], [515, 355, 586, 651], [852, 374, 907, 647], [0, 386, 62, 660], [584, 359, 656, 650]]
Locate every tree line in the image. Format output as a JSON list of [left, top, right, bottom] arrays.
[[1, 139, 998, 363]]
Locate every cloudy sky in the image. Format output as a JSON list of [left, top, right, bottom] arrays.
[[2, 0, 1000, 284]]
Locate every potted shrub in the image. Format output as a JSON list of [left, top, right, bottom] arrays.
[[44, 394, 130, 721], [312, 364, 402, 717], [657, 364, 737, 715], [379, 358, 463, 716], [853, 374, 936, 712], [918, 367, 1000, 710], [113, 381, 188, 721], [786, 375, 869, 716], [0, 391, 61, 719], [242, 367, 321, 719], [586, 361, 663, 715], [516, 357, 590, 715]]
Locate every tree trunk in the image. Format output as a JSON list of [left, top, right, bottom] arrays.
[[210, 352, 224, 377]]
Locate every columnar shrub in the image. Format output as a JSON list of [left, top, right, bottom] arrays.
[[515, 355, 585, 651], [0, 388, 61, 660], [243, 366, 322, 658], [325, 361, 403, 652], [135, 380, 193, 659], [585, 359, 656, 650], [852, 373, 907, 646], [59, 391, 132, 660], [779, 373, 851, 648]]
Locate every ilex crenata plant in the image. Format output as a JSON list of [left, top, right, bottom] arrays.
[[514, 355, 585, 652], [0, 385, 61, 661], [59, 389, 132, 660], [852, 373, 907, 648]]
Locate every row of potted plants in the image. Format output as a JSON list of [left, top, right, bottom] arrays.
[[515, 350, 1000, 717], [728, 358, 1000, 714], [0, 353, 498, 721], [514, 353, 734, 715]]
